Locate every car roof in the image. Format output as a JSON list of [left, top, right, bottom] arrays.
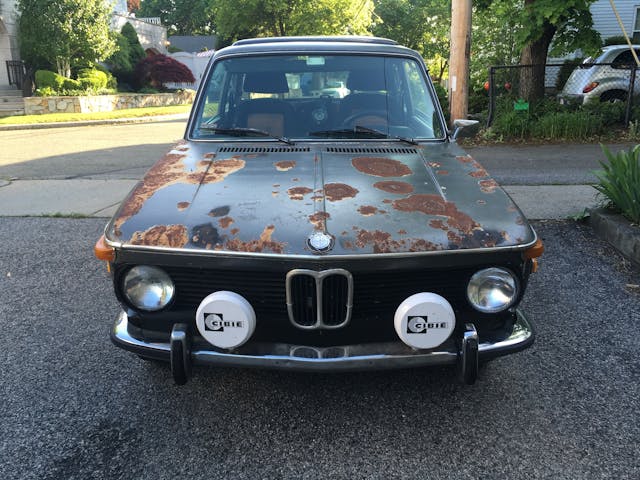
[[212, 36, 422, 61]]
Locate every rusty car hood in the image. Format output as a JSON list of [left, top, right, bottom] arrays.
[[106, 141, 536, 256]]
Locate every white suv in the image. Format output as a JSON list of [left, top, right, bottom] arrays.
[[559, 44, 640, 104]]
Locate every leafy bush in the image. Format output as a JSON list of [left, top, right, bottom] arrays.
[[35, 70, 66, 91], [77, 68, 109, 90], [595, 145, 640, 223], [134, 54, 195, 89], [532, 111, 603, 139], [603, 36, 627, 47]]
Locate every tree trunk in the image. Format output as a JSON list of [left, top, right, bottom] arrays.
[[56, 57, 71, 79], [519, 22, 556, 102]]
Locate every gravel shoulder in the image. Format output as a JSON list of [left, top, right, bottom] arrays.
[[1, 218, 638, 480]]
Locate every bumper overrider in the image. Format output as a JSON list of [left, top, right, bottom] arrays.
[[111, 310, 535, 385]]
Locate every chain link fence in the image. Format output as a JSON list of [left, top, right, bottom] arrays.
[[485, 62, 638, 129]]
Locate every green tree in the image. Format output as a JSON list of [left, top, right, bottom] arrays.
[[476, 0, 600, 101], [214, 0, 374, 45], [372, 0, 450, 82], [138, 0, 216, 35], [106, 23, 147, 88], [17, 0, 115, 78]]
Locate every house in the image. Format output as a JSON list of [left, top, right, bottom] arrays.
[[591, 0, 640, 43], [0, 0, 20, 89], [0, 0, 167, 90]]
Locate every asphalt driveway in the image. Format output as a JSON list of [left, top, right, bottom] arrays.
[[0, 217, 638, 479]]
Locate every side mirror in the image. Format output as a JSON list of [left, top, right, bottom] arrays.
[[450, 119, 480, 141]]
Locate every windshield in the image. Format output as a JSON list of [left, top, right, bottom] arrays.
[[191, 54, 445, 141]]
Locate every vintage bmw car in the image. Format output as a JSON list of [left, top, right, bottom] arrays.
[[95, 36, 543, 385]]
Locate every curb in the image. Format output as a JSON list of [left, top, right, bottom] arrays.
[[0, 113, 189, 131], [589, 208, 640, 267]]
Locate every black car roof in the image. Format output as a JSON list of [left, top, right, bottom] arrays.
[[213, 36, 421, 60]]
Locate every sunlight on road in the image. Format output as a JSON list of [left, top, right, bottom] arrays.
[[0, 120, 186, 167]]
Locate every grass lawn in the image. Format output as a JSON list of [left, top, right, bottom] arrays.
[[0, 104, 192, 125]]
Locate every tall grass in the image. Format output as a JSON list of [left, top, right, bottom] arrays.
[[595, 145, 640, 223]]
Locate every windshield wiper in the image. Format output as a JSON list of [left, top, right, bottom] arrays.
[[309, 125, 418, 145], [198, 126, 295, 145]]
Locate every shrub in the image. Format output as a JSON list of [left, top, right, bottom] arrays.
[[603, 36, 627, 47], [77, 68, 109, 90], [134, 54, 195, 89], [35, 70, 65, 90], [595, 145, 640, 223], [532, 111, 603, 139]]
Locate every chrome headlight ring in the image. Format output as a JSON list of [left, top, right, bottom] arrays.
[[122, 265, 175, 312], [466, 267, 519, 314]]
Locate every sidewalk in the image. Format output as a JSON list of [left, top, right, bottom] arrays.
[[0, 174, 600, 220]]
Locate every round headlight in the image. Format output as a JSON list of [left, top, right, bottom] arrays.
[[467, 267, 518, 313], [123, 266, 174, 311]]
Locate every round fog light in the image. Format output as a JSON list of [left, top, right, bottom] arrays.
[[123, 265, 175, 311], [467, 267, 518, 313]]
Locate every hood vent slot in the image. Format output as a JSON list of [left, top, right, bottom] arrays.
[[325, 147, 418, 154], [218, 146, 311, 153]]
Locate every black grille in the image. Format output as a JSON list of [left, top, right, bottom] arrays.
[[324, 147, 418, 154], [287, 272, 350, 328], [289, 274, 317, 327], [117, 264, 513, 346], [218, 146, 310, 153]]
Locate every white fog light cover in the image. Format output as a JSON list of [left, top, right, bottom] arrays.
[[123, 265, 175, 311], [394, 293, 456, 349], [196, 291, 256, 349], [467, 267, 518, 313]]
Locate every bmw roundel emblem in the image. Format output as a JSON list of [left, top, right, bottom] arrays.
[[307, 231, 334, 253]]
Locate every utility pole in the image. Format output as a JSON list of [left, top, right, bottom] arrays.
[[449, 0, 472, 124]]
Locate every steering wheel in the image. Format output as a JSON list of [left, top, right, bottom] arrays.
[[341, 110, 388, 128]]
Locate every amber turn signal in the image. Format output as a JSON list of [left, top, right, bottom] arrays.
[[524, 238, 544, 259], [94, 235, 115, 262]]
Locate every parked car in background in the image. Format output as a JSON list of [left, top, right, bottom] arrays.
[[559, 44, 640, 104], [95, 36, 543, 386]]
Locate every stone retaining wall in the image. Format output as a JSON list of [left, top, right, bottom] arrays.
[[24, 91, 195, 115]]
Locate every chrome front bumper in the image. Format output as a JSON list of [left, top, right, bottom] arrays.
[[111, 310, 534, 377]]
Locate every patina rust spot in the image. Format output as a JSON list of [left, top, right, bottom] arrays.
[[275, 161, 296, 171], [355, 228, 441, 253], [292, 177, 300, 182], [191, 223, 220, 249], [398, 229, 407, 235], [272, 191, 279, 197], [352, 157, 412, 177], [373, 181, 414, 195], [480, 179, 499, 193], [261, 225, 276, 242], [324, 183, 359, 201], [469, 169, 488, 178], [224, 225, 285, 254], [129, 224, 188, 248], [230, 228, 240, 235], [343, 240, 355, 250], [477, 200, 487, 205], [288, 186, 313, 200], [515, 216, 525, 225], [382, 199, 392, 204], [437, 170, 449, 176], [447, 229, 507, 249], [113, 150, 244, 235], [203, 152, 216, 159], [309, 211, 330, 230], [456, 155, 473, 164], [429, 219, 448, 230], [273, 184, 280, 188], [358, 205, 378, 216], [428, 162, 441, 168], [219, 216, 234, 229], [393, 194, 479, 235], [177, 201, 190, 211], [208, 205, 231, 217], [198, 160, 212, 168]]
